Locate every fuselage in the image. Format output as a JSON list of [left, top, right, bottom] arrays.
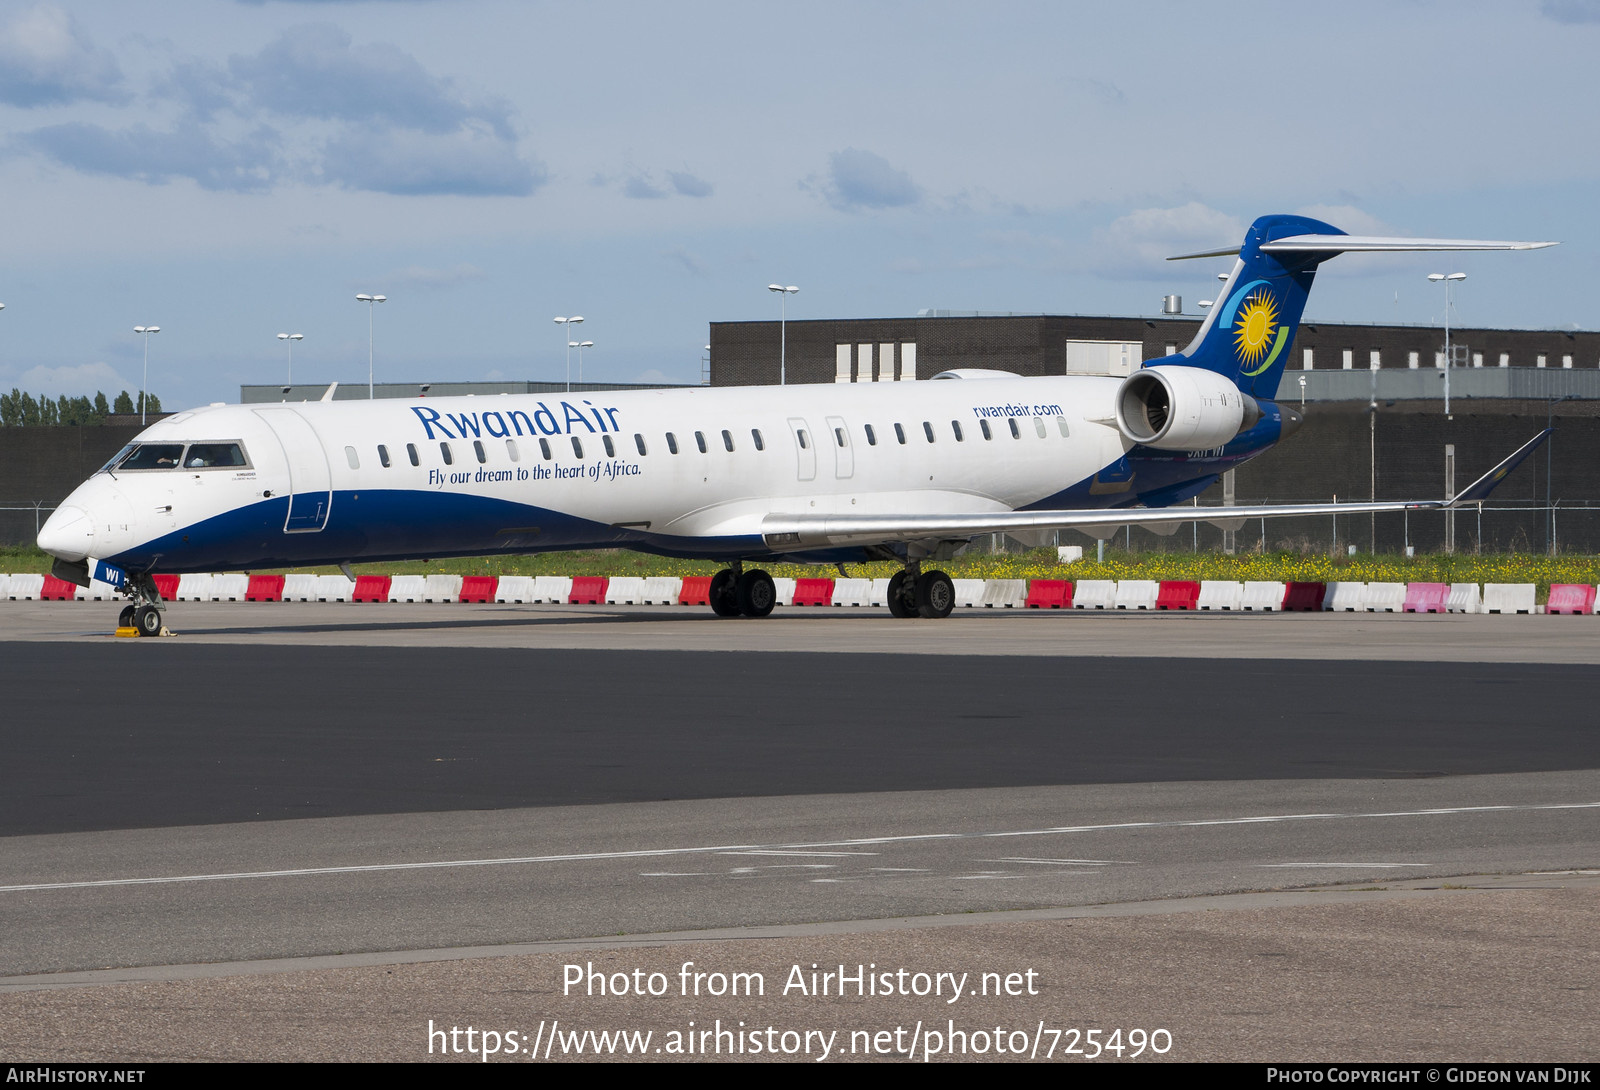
[[38, 374, 1290, 574]]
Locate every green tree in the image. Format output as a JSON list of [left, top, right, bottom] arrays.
[[113, 390, 134, 414], [0, 389, 20, 426], [93, 391, 110, 418]]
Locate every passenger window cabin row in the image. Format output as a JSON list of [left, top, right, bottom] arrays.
[[347, 415, 1072, 471]]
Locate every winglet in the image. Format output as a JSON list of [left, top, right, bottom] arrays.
[[1452, 430, 1552, 505], [321, 382, 339, 403]]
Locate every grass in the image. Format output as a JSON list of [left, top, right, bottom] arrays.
[[8, 543, 1600, 602]]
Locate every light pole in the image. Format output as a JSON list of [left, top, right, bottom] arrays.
[[1428, 272, 1465, 415], [554, 316, 583, 391], [570, 340, 593, 385], [134, 325, 160, 424], [767, 284, 798, 384], [277, 332, 303, 388], [356, 293, 386, 398]]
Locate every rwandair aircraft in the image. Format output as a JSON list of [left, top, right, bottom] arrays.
[[37, 215, 1553, 633]]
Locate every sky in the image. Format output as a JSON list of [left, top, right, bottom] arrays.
[[0, 0, 1597, 408]]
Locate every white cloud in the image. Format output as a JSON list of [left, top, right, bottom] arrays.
[[1088, 203, 1245, 279], [382, 263, 487, 289], [13, 361, 132, 398], [0, 5, 125, 107]]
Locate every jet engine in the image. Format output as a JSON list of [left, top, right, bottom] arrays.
[[1114, 366, 1261, 451]]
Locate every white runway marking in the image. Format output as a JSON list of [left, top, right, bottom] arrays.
[[1256, 863, 1433, 869], [3, 801, 1596, 895]]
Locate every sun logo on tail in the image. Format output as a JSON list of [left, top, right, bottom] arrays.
[[1233, 291, 1279, 366]]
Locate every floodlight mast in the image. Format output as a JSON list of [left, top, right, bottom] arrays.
[[356, 294, 386, 398], [768, 284, 798, 384], [555, 316, 584, 391], [133, 325, 161, 424], [277, 332, 303, 387]]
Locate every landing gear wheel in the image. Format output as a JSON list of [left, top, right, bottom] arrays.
[[118, 604, 136, 628], [735, 569, 776, 618], [709, 568, 741, 617], [915, 570, 955, 619], [133, 604, 163, 637], [886, 570, 915, 619]]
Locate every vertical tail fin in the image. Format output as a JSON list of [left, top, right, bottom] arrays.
[[1162, 215, 1557, 401], [1166, 214, 1341, 401]]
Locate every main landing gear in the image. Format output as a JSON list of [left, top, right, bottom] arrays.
[[707, 560, 954, 619], [886, 560, 955, 619], [116, 573, 168, 637], [709, 562, 777, 618]]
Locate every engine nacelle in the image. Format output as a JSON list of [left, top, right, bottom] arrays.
[[1114, 366, 1260, 450]]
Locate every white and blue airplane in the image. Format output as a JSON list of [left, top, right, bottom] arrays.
[[38, 215, 1554, 633]]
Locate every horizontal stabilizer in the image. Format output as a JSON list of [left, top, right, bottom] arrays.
[[1169, 236, 1557, 260]]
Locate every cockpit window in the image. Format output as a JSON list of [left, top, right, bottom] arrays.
[[100, 443, 137, 473], [184, 443, 248, 468], [117, 444, 186, 470]]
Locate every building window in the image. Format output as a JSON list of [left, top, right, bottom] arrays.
[[1537, 354, 1547, 369], [1369, 350, 1381, 370], [1408, 351, 1420, 369], [1303, 348, 1314, 370], [1499, 353, 1510, 368], [1342, 349, 1354, 370], [1564, 355, 1574, 369]]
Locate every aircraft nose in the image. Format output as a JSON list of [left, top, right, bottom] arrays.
[[37, 504, 94, 562]]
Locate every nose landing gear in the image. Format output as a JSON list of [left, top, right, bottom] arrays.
[[116, 574, 170, 637]]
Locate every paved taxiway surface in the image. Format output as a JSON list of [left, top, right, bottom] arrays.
[[2, 603, 1596, 1060]]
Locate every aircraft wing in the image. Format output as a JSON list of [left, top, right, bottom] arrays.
[[761, 430, 1549, 549]]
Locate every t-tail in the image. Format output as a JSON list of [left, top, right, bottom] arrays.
[[1160, 214, 1557, 401]]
